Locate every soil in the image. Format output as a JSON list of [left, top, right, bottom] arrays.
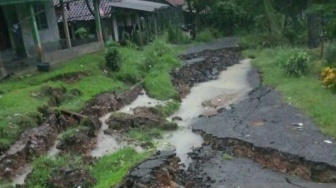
[[105, 106, 177, 133], [47, 167, 96, 188], [48, 72, 88, 84]]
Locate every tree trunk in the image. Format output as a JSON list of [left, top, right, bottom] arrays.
[[0, 53, 8, 78], [307, 0, 320, 48]]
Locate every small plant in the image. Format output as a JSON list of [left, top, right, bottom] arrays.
[[325, 43, 336, 67], [321, 67, 336, 91], [222, 153, 233, 160], [60, 128, 78, 144], [105, 47, 122, 71], [195, 29, 215, 42], [283, 50, 310, 77], [75, 27, 88, 39], [105, 40, 120, 48]]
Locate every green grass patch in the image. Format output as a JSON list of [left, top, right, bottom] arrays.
[[249, 47, 336, 137], [25, 155, 85, 188], [144, 71, 178, 100], [91, 148, 150, 188], [127, 128, 162, 143]]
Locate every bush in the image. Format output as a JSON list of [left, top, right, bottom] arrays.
[[105, 47, 122, 71], [325, 43, 336, 67], [283, 50, 310, 77], [321, 67, 336, 91], [142, 40, 174, 71], [167, 26, 191, 45], [209, 1, 252, 35], [105, 40, 120, 48], [195, 29, 215, 42]]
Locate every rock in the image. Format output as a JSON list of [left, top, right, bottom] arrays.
[[161, 122, 178, 131], [103, 129, 114, 135], [48, 167, 96, 188], [172, 116, 183, 121]]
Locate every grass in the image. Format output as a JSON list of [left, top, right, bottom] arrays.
[[0, 52, 126, 149], [91, 148, 150, 188], [156, 100, 181, 117], [127, 128, 162, 143], [195, 29, 215, 43], [244, 47, 336, 137], [25, 155, 84, 188], [0, 39, 182, 149]]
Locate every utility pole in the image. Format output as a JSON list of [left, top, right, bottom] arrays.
[[61, 0, 72, 48], [29, 2, 44, 62], [93, 0, 103, 43]]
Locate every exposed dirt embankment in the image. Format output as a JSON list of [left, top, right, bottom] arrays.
[[172, 49, 240, 97], [0, 112, 98, 181], [81, 84, 143, 117]]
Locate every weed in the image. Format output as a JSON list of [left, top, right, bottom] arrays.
[[128, 128, 162, 143], [167, 26, 191, 45], [222, 153, 234, 160]]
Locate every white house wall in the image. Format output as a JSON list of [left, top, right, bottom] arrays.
[[16, 1, 60, 57]]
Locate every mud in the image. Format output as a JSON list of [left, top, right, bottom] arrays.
[[35, 86, 82, 107], [172, 48, 240, 97], [0, 113, 80, 181], [82, 84, 143, 117], [48, 71, 88, 84]]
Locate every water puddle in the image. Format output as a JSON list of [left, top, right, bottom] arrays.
[[11, 164, 32, 185], [157, 59, 252, 166]]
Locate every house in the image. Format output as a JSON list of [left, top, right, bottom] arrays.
[[0, 0, 61, 60], [0, 0, 104, 76]]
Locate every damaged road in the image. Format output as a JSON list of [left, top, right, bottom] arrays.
[[119, 39, 336, 187]]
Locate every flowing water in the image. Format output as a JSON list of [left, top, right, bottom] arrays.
[[157, 59, 253, 166]]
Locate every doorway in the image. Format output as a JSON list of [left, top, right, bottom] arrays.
[[0, 6, 12, 50]]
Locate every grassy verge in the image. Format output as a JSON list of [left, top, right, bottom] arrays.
[[91, 148, 150, 188], [244, 47, 336, 137]]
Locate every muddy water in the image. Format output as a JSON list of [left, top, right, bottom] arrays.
[[158, 59, 252, 167], [91, 90, 165, 157]]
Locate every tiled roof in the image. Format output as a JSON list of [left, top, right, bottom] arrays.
[[54, 0, 111, 22]]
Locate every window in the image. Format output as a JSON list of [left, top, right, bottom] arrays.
[[33, 3, 48, 30]]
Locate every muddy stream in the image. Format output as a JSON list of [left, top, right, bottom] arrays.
[[92, 59, 252, 167]]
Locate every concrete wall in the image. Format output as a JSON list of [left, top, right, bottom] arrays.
[[16, 1, 61, 57], [45, 41, 104, 64]]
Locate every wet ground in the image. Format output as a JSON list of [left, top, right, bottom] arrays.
[[119, 39, 336, 188], [4, 38, 336, 187]]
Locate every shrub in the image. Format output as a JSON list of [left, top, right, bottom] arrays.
[[75, 27, 88, 39], [167, 26, 191, 45], [195, 29, 215, 42], [325, 43, 336, 67], [321, 67, 336, 91], [105, 40, 120, 48], [105, 47, 122, 71], [283, 50, 310, 77], [142, 40, 174, 71]]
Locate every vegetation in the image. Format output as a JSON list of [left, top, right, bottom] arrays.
[[91, 148, 150, 188], [156, 100, 181, 117], [325, 43, 336, 67], [105, 47, 122, 71], [283, 50, 310, 77], [244, 47, 336, 137], [195, 29, 215, 42], [321, 67, 336, 92], [0, 39, 181, 149]]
